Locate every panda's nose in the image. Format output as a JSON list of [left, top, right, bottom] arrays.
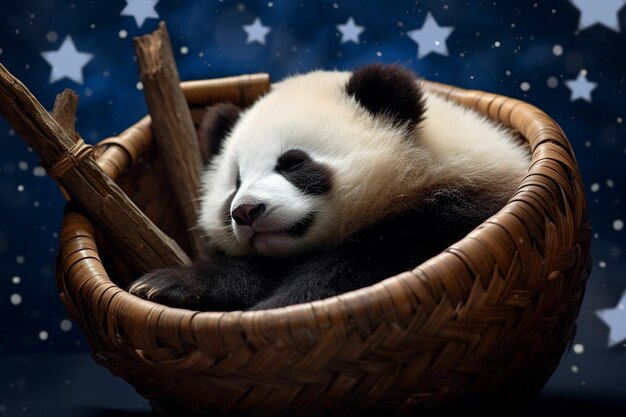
[[232, 203, 266, 226]]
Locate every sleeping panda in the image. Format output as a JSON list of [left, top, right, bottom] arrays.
[[128, 64, 530, 311]]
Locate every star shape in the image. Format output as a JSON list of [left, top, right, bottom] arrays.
[[337, 17, 365, 44], [243, 18, 271, 45], [40, 36, 94, 84], [596, 290, 626, 347], [565, 71, 597, 102], [121, 0, 159, 28], [407, 13, 454, 59], [570, 0, 625, 32]]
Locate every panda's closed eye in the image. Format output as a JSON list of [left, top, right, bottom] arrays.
[[276, 150, 309, 172]]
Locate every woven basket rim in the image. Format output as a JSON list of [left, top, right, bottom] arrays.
[[58, 77, 583, 336]]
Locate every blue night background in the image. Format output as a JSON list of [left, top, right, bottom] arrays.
[[0, 0, 625, 416]]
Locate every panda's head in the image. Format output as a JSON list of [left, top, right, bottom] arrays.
[[198, 64, 427, 257]]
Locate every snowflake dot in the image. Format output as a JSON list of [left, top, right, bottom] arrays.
[[10, 293, 22, 305], [60, 320, 73, 332], [573, 343, 584, 354]]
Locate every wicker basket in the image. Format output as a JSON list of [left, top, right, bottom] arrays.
[[56, 75, 591, 416]]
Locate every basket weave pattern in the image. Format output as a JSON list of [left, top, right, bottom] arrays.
[[56, 78, 591, 416]]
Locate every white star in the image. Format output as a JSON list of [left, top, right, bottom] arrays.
[[596, 290, 626, 347], [407, 13, 454, 59], [121, 0, 159, 28], [337, 17, 365, 44], [570, 0, 625, 32], [40, 36, 94, 84], [243, 18, 271, 45], [565, 71, 597, 102]]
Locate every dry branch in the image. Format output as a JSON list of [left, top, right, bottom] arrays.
[[134, 21, 209, 258], [0, 63, 191, 272], [51, 89, 79, 141]]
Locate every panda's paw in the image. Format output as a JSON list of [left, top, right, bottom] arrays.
[[128, 268, 208, 311]]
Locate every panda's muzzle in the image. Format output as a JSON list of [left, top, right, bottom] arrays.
[[232, 203, 266, 226], [230, 203, 315, 245]]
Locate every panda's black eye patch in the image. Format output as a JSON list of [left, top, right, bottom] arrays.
[[275, 149, 332, 195], [276, 149, 308, 172]]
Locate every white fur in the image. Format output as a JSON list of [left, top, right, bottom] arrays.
[[198, 70, 530, 257]]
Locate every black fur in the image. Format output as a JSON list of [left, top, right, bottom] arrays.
[[275, 150, 332, 195], [345, 64, 426, 128], [130, 188, 505, 311], [198, 102, 241, 158]]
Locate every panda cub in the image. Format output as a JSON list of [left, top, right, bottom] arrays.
[[129, 64, 529, 311]]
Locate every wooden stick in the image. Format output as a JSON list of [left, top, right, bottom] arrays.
[[50, 89, 81, 201], [51, 89, 79, 141], [134, 22, 209, 258], [0, 63, 191, 272]]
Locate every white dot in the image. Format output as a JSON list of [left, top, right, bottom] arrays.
[[10, 293, 22, 305], [33, 166, 46, 177], [33, 201, 40, 207], [90, 23, 96, 29], [547, 76, 558, 88], [119, 30, 128, 39], [494, 41, 501, 47], [18, 161, 29, 170], [46, 31, 58, 43], [606, 179, 614, 188], [435, 40, 440, 46], [136, 81, 143, 90], [12, 276, 21, 284], [39, 331, 49, 341], [16, 255, 25, 264], [17, 184, 24, 192], [573, 343, 584, 354], [613, 220, 624, 231], [520, 82, 530, 91], [0, 48, 3, 55], [505, 70, 511, 76], [552, 44, 563, 56], [180, 46, 189, 55], [590, 183, 600, 192], [267, 1, 273, 7], [618, 117, 623, 124], [598, 261, 606, 268], [60, 320, 73, 332], [571, 365, 579, 373]]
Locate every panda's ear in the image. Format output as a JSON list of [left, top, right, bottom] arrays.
[[345, 64, 425, 128], [198, 102, 241, 162]]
